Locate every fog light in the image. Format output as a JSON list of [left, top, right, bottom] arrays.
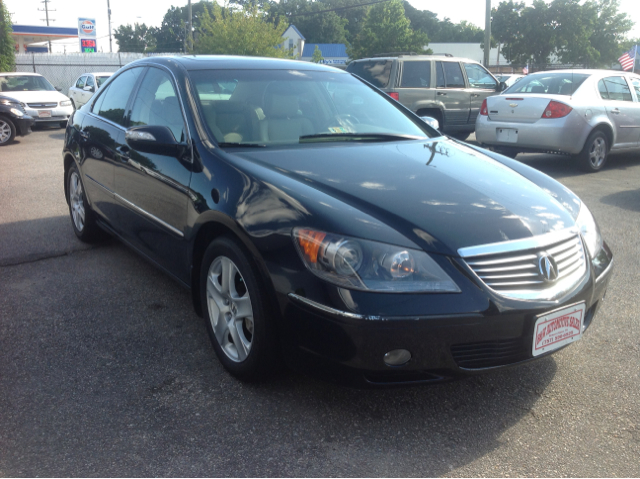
[[383, 349, 411, 366]]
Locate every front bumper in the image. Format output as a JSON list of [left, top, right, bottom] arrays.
[[24, 105, 73, 123], [280, 245, 613, 387], [14, 115, 35, 136], [475, 113, 589, 155]]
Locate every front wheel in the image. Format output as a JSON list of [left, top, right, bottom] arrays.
[[0, 116, 16, 146], [200, 237, 277, 381], [577, 130, 608, 172]]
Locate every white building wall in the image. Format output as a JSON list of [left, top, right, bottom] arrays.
[[281, 26, 305, 59], [427, 43, 509, 65]]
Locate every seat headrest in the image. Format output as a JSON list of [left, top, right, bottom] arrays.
[[266, 93, 299, 118]]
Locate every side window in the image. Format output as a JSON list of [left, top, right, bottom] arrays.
[[463, 63, 497, 89], [76, 76, 86, 89], [630, 77, 640, 98], [93, 67, 143, 126], [603, 76, 632, 102], [442, 62, 465, 88], [400, 61, 431, 88], [598, 79, 609, 100], [129, 67, 185, 143], [85, 75, 95, 88], [436, 62, 445, 88]]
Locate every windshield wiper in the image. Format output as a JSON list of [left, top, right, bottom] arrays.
[[217, 142, 267, 148], [299, 133, 425, 143]]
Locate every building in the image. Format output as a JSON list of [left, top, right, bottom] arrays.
[[301, 44, 348, 65], [280, 25, 305, 59], [11, 25, 79, 53]]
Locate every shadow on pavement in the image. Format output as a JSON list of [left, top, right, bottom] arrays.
[[518, 152, 639, 180], [0, 226, 557, 476], [600, 188, 640, 212]]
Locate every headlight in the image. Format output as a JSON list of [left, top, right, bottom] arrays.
[[10, 108, 24, 117], [576, 202, 602, 259], [293, 228, 460, 293], [60, 100, 72, 107]]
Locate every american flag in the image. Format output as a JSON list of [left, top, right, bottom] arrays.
[[618, 45, 638, 71], [522, 65, 529, 75]]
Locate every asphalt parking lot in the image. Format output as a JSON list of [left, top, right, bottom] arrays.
[[1, 127, 638, 477]]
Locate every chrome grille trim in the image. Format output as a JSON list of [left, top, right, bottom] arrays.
[[27, 102, 57, 108], [459, 228, 587, 301]]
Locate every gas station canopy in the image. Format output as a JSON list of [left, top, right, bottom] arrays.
[[11, 25, 79, 53]]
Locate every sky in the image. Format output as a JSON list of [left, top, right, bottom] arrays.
[[5, 0, 640, 53]]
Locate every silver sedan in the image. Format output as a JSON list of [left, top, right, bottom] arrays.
[[475, 70, 640, 172]]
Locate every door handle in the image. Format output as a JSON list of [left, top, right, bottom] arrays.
[[79, 130, 89, 139], [116, 146, 131, 161], [437, 92, 447, 96], [471, 93, 480, 98], [611, 108, 620, 114]]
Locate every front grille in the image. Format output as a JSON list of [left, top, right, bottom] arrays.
[[459, 229, 587, 300], [451, 338, 528, 369], [28, 102, 58, 108]]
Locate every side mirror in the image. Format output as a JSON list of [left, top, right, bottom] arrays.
[[55, 86, 62, 92], [125, 125, 180, 156], [420, 116, 440, 131], [83, 85, 95, 93], [497, 81, 508, 92]]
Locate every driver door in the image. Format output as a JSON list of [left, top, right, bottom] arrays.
[[463, 63, 499, 125]]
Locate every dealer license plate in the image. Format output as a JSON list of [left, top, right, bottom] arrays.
[[532, 302, 586, 357], [496, 128, 518, 143], [38, 110, 52, 118]]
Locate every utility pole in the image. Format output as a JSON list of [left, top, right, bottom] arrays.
[[107, 0, 113, 53], [187, 0, 193, 53], [38, 0, 56, 53], [483, 0, 491, 67]]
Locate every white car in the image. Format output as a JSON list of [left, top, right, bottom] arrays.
[[0, 72, 73, 127], [68, 72, 113, 109]]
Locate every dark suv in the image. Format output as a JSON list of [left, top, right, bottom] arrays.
[[347, 54, 504, 139]]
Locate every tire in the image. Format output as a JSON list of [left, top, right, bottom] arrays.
[[200, 237, 277, 381], [577, 130, 608, 172], [60, 120, 68, 128], [0, 116, 16, 146], [67, 164, 104, 242]]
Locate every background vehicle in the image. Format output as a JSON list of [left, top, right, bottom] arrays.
[[0, 73, 73, 128], [347, 54, 505, 140], [63, 56, 612, 387], [0, 95, 35, 145], [496, 74, 525, 88], [68, 72, 113, 109], [476, 70, 640, 172]]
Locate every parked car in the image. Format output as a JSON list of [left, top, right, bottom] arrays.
[[346, 54, 506, 140], [63, 56, 613, 386], [0, 73, 73, 128], [476, 70, 640, 172], [496, 74, 525, 88], [68, 72, 113, 109], [0, 95, 35, 145]]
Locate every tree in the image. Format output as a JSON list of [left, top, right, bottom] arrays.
[[114, 23, 157, 53], [311, 44, 323, 63], [155, 1, 217, 53], [589, 0, 635, 67], [490, 0, 524, 63], [0, 0, 15, 72], [348, 0, 429, 59], [194, 2, 292, 57], [268, 0, 348, 44]]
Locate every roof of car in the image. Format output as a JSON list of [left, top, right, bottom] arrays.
[[135, 55, 345, 72], [350, 55, 478, 63], [0, 72, 43, 76], [528, 69, 639, 76], [85, 72, 114, 76]]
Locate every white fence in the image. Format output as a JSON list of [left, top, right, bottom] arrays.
[[14, 53, 152, 90]]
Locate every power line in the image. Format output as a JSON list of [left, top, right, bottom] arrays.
[[287, 0, 391, 17]]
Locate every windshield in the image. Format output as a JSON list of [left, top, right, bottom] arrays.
[[96, 76, 111, 87], [0, 75, 56, 92], [504, 72, 589, 96], [189, 69, 432, 147]]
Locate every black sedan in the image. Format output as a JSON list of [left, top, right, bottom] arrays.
[[0, 95, 35, 146], [62, 56, 613, 387]]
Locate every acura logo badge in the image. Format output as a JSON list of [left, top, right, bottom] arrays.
[[538, 253, 559, 282]]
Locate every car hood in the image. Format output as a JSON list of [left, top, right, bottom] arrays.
[[5, 90, 70, 104], [230, 138, 577, 256]]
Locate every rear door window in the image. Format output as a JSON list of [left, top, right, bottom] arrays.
[[400, 61, 431, 88], [603, 76, 633, 102], [598, 79, 609, 100], [347, 60, 393, 88]]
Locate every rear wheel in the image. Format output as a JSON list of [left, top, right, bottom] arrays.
[[200, 237, 277, 381], [577, 130, 608, 172], [67, 164, 104, 242], [0, 116, 16, 146]]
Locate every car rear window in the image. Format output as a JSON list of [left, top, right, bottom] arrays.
[[347, 60, 393, 88], [504, 73, 589, 95], [400, 61, 431, 88]]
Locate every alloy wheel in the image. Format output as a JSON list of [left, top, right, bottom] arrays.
[[0, 120, 11, 144], [69, 171, 85, 232], [206, 256, 254, 362], [589, 137, 606, 169]]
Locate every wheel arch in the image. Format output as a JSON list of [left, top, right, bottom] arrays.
[[588, 123, 615, 151], [63, 153, 76, 204]]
